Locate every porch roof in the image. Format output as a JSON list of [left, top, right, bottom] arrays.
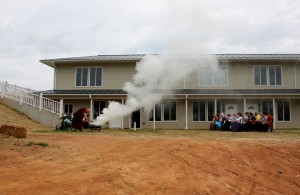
[[41, 89, 300, 96]]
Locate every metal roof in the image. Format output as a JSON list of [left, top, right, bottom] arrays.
[[216, 54, 300, 60], [40, 54, 300, 67], [41, 89, 300, 96], [40, 54, 146, 67]]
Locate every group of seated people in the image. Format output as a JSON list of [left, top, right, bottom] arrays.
[[211, 112, 273, 132]]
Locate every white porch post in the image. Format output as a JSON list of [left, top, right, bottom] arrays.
[[214, 99, 217, 115], [19, 91, 23, 106], [244, 98, 246, 113], [1, 82, 4, 99], [185, 95, 188, 130], [153, 103, 156, 130], [59, 99, 64, 118], [273, 98, 276, 130], [39, 93, 43, 111], [121, 99, 124, 129], [90, 97, 93, 121]]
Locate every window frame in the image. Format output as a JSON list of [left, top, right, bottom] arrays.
[[199, 64, 228, 86], [277, 100, 291, 122], [163, 100, 177, 122], [75, 66, 103, 87], [253, 65, 282, 86], [75, 67, 88, 87], [90, 66, 103, 87], [192, 101, 206, 121], [64, 103, 73, 114], [148, 103, 162, 122]]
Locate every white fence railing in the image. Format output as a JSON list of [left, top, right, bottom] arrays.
[[0, 81, 61, 115]]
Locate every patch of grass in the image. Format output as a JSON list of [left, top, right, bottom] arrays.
[[26, 141, 48, 147]]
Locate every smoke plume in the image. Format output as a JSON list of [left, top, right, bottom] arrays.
[[94, 54, 218, 126]]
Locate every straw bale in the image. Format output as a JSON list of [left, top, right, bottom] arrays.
[[0, 125, 27, 138]]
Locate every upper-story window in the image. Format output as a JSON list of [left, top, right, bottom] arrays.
[[90, 67, 103, 86], [76, 67, 88, 86], [76, 67, 103, 87], [254, 65, 282, 86], [199, 65, 228, 86]]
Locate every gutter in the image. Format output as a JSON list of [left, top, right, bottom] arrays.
[[42, 93, 300, 97]]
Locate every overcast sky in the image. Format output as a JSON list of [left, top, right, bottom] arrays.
[[1, 0, 300, 90]]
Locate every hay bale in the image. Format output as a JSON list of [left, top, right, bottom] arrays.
[[0, 125, 27, 138], [0, 125, 11, 135], [14, 126, 27, 138]]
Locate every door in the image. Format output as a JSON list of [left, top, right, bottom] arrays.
[[93, 100, 106, 119], [131, 110, 141, 129], [225, 104, 238, 115], [246, 104, 258, 113]]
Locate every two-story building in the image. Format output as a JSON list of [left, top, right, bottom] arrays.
[[40, 54, 300, 130]]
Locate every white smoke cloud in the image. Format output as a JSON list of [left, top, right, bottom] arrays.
[[93, 54, 218, 126]]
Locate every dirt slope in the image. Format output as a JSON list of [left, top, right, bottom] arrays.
[[0, 100, 299, 194], [0, 101, 51, 130]]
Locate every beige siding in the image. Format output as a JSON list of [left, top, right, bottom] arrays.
[[56, 64, 77, 89], [55, 60, 297, 90], [103, 63, 136, 89], [55, 62, 137, 90]]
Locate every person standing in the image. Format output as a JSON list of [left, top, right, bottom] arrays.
[[71, 108, 90, 131]]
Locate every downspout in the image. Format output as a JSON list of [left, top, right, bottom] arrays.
[[273, 98, 276, 131], [294, 60, 300, 89], [122, 99, 124, 129], [89, 95, 93, 122], [185, 95, 188, 130], [52, 61, 56, 90], [153, 103, 156, 130]]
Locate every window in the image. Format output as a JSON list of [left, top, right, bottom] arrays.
[[193, 101, 205, 121], [262, 101, 273, 115], [64, 104, 73, 114], [254, 65, 282, 86], [277, 100, 290, 121], [199, 65, 227, 86], [76, 67, 88, 86], [208, 100, 218, 121], [93, 101, 106, 119], [269, 66, 282, 85], [76, 66, 103, 87], [90, 67, 103, 86], [163, 100, 176, 121], [193, 100, 220, 121], [254, 66, 267, 85], [149, 103, 162, 121]]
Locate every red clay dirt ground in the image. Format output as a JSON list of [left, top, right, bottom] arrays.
[[0, 101, 300, 194]]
